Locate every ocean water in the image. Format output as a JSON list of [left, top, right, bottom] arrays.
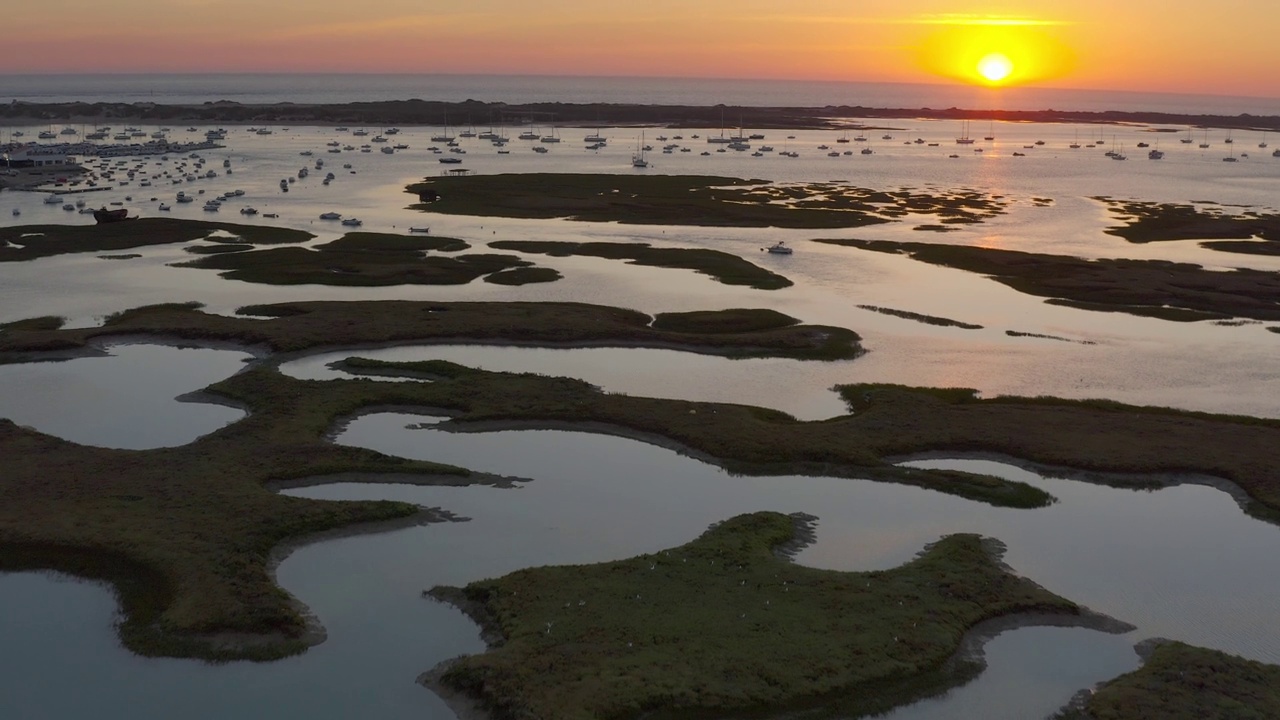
[[1, 73, 1276, 115]]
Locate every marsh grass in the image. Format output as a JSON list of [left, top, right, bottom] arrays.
[[817, 238, 1280, 322], [1069, 641, 1280, 720], [1094, 197, 1280, 249], [430, 512, 1082, 720], [177, 232, 545, 287], [489, 240, 792, 290], [0, 219, 313, 261], [0, 301, 863, 361], [405, 174, 1007, 230]]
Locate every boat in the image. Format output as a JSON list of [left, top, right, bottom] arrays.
[[61, 203, 75, 211], [1181, 127, 1193, 143], [518, 128, 540, 140], [38, 130, 57, 139], [1148, 148, 1165, 160], [1273, 149, 1280, 157], [319, 212, 342, 220], [836, 131, 851, 144], [11, 209, 19, 216], [240, 207, 258, 215], [439, 157, 464, 163], [340, 218, 362, 227], [158, 203, 171, 211], [765, 242, 793, 255], [632, 132, 649, 168], [983, 120, 995, 141], [43, 194, 61, 204], [955, 121, 975, 144], [584, 130, 607, 143], [409, 227, 431, 233], [93, 207, 131, 223]]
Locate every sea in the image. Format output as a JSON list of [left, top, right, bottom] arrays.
[[3, 73, 1278, 115]]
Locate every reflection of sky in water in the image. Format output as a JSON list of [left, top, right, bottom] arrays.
[[2, 121, 1278, 418], [0, 399, 1276, 717], [0, 343, 249, 448], [1, 121, 1279, 717]]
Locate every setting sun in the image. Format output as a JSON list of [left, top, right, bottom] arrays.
[[915, 18, 1076, 88], [977, 53, 1014, 84]]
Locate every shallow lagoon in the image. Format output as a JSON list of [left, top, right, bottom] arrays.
[[6, 405, 1279, 717]]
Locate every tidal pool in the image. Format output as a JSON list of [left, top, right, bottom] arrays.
[[0, 343, 249, 448]]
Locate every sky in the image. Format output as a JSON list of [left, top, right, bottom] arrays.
[[4, 0, 1278, 98]]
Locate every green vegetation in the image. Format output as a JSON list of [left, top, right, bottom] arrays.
[[489, 240, 792, 290], [405, 174, 1007, 229], [12, 299, 1280, 663], [649, 308, 798, 334], [427, 512, 1093, 720], [0, 218, 313, 261], [1060, 641, 1280, 720], [176, 231, 557, 287], [1094, 197, 1280, 250], [816, 238, 1280, 322], [0, 300, 862, 362], [0, 385, 469, 660], [857, 304, 983, 330]]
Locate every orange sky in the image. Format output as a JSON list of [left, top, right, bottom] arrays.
[[4, 1, 1278, 98]]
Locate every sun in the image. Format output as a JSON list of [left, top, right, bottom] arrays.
[[977, 53, 1013, 83]]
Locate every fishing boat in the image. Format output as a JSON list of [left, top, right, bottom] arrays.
[[765, 242, 793, 255]]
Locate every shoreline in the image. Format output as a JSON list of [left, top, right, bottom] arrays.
[[2, 100, 1277, 131], [417, 515, 1134, 720]]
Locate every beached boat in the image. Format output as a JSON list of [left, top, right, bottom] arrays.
[[93, 207, 131, 223]]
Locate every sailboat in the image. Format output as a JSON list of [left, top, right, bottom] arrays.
[[1147, 140, 1164, 160], [983, 120, 995, 141], [431, 112, 454, 143], [1198, 129, 1210, 149], [1181, 126, 1193, 144], [955, 120, 975, 144], [1069, 128, 1081, 149], [631, 132, 649, 168], [1258, 131, 1268, 149]]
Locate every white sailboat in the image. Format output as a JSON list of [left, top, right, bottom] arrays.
[[955, 120, 975, 144], [632, 132, 649, 168]]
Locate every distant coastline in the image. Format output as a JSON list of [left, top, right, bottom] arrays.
[[2, 100, 1277, 131]]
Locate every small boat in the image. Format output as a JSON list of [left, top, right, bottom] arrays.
[[319, 212, 342, 220], [44, 194, 62, 204], [439, 157, 464, 163], [1148, 149, 1165, 160], [62, 203, 75, 211], [93, 207, 131, 223], [11, 209, 20, 216], [765, 242, 793, 255], [409, 227, 431, 233], [240, 207, 258, 215], [263, 213, 279, 218], [340, 218, 362, 227], [159, 203, 171, 211]]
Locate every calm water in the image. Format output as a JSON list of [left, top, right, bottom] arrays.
[[8, 403, 1280, 718], [0, 343, 248, 448], [1, 74, 1276, 114]]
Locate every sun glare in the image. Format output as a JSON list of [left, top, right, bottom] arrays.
[[915, 21, 1075, 88], [977, 53, 1013, 83]]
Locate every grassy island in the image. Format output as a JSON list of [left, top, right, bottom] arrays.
[[816, 238, 1280, 322], [0, 300, 862, 362], [488, 240, 792, 289], [8, 300, 1280, 662], [1095, 197, 1280, 252], [1056, 641, 1280, 720], [425, 511, 1104, 720], [179, 232, 558, 287], [405, 174, 1007, 229], [0, 218, 313, 261]]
